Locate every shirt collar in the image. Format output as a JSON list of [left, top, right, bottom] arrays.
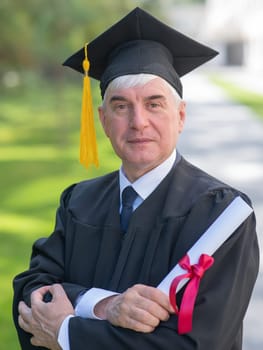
[[119, 149, 176, 201]]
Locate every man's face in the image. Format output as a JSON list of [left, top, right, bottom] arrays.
[[99, 77, 186, 181]]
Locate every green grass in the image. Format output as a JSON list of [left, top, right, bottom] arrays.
[[210, 75, 263, 120], [0, 74, 120, 349]]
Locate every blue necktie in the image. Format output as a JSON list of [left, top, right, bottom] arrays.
[[120, 186, 137, 232]]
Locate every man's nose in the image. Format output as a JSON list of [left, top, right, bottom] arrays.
[[129, 105, 149, 130]]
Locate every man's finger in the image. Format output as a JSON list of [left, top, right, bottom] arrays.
[[135, 297, 170, 321], [18, 314, 30, 333], [18, 301, 32, 321], [18, 302, 35, 334], [31, 285, 52, 303], [137, 285, 174, 313], [48, 283, 67, 301]]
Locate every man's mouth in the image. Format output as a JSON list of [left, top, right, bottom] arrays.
[[128, 138, 153, 144]]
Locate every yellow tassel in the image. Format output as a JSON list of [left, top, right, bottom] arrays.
[[80, 43, 99, 168]]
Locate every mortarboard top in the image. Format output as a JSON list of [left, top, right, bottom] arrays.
[[63, 7, 218, 98]]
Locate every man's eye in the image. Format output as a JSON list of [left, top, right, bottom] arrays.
[[114, 104, 127, 111], [148, 102, 161, 109]]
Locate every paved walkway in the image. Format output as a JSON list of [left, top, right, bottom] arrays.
[[178, 72, 263, 350]]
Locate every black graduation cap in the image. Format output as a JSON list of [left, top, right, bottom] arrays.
[[63, 7, 218, 169], [63, 7, 218, 98]]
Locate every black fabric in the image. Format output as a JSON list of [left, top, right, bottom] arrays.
[[99, 40, 183, 98], [120, 186, 137, 232], [13, 156, 259, 350], [63, 7, 218, 97]]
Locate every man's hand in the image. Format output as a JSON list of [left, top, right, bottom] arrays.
[[94, 284, 174, 333], [18, 284, 74, 350]]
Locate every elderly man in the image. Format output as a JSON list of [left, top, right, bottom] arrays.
[[13, 7, 259, 350]]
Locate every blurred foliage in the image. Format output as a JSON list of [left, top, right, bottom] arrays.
[[171, 0, 205, 4], [0, 0, 164, 75]]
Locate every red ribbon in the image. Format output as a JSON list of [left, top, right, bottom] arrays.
[[169, 254, 214, 334]]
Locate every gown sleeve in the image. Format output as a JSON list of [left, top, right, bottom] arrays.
[[12, 185, 87, 350]]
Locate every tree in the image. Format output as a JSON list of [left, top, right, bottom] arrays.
[[0, 0, 164, 75]]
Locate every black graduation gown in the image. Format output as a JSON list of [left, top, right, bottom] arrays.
[[13, 156, 259, 350]]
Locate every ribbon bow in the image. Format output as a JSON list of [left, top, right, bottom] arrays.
[[169, 253, 214, 334]]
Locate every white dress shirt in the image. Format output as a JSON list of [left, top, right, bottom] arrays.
[[58, 149, 177, 349]]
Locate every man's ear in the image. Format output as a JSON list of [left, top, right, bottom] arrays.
[[178, 101, 186, 133], [98, 106, 108, 136]]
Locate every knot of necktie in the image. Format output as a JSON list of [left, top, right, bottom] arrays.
[[120, 186, 137, 232]]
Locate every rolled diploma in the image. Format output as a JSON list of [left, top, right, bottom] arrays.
[[158, 196, 253, 295]]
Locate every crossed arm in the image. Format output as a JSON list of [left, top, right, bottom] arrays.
[[18, 283, 174, 350]]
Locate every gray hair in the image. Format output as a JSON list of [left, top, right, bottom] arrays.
[[102, 73, 182, 107]]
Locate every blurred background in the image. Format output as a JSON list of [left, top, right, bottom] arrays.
[[1, 0, 262, 349]]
